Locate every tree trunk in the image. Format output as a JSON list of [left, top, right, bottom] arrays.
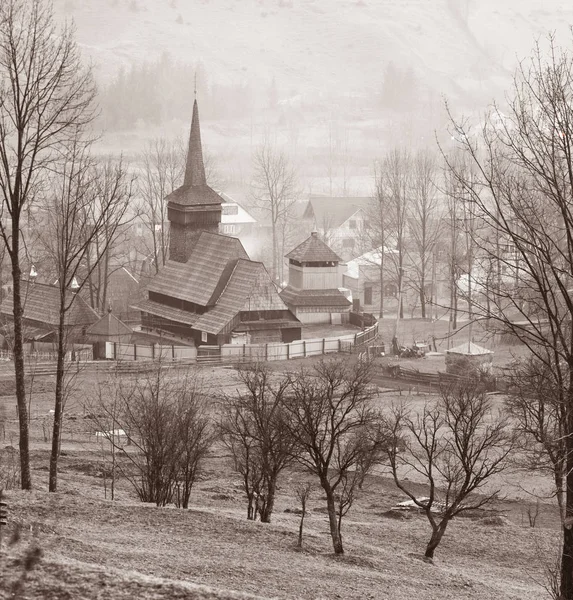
[[260, 478, 277, 523], [378, 251, 384, 319], [271, 220, 277, 282], [420, 272, 426, 319], [323, 484, 344, 554], [11, 265, 32, 490], [560, 389, 573, 599], [49, 301, 67, 492], [425, 521, 448, 560], [298, 499, 307, 547]]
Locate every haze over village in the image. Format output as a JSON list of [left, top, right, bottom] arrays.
[[4, 1, 573, 599]]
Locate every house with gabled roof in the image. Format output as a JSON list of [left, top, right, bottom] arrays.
[[133, 99, 301, 345], [302, 195, 373, 260], [280, 231, 351, 325], [0, 279, 100, 345]]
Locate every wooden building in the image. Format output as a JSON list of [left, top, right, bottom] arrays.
[[0, 280, 100, 345], [302, 195, 373, 260], [134, 100, 301, 345], [280, 231, 351, 325]]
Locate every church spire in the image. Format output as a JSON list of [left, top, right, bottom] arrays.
[[183, 99, 206, 187]]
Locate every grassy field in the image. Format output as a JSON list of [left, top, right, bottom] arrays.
[[0, 338, 564, 600]]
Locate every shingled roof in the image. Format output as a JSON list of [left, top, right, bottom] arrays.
[[280, 286, 352, 308], [0, 281, 100, 328], [85, 310, 133, 341], [166, 100, 223, 208], [286, 231, 342, 263], [146, 232, 249, 307], [194, 259, 290, 335]]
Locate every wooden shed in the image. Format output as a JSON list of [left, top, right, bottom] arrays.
[[445, 342, 494, 375]]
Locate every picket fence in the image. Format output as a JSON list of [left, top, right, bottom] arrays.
[[104, 321, 379, 365]]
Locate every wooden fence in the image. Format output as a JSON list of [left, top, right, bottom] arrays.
[[198, 321, 379, 364], [378, 364, 497, 393]]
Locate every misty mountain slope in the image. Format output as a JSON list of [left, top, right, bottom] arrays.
[[55, 0, 573, 107]]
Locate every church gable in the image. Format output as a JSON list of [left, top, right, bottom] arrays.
[[239, 263, 287, 312]]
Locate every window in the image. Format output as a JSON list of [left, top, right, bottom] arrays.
[[201, 331, 208, 343], [364, 285, 373, 305], [342, 238, 355, 249], [349, 220, 357, 229], [221, 224, 236, 235], [222, 204, 239, 216]]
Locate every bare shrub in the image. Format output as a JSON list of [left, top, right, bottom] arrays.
[[219, 365, 295, 522], [88, 367, 214, 507]]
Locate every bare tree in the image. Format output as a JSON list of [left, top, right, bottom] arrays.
[[0, 0, 96, 489], [363, 162, 393, 319], [295, 481, 313, 548], [384, 380, 515, 560], [35, 141, 132, 492], [83, 160, 136, 314], [505, 353, 567, 521], [408, 151, 443, 319], [219, 365, 296, 523], [442, 35, 573, 598], [282, 359, 380, 555], [138, 139, 184, 273], [251, 142, 299, 282], [88, 366, 214, 507]]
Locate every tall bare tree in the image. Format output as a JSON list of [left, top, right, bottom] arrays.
[[0, 0, 96, 489], [505, 353, 567, 521], [378, 149, 411, 320], [408, 151, 443, 319], [138, 139, 184, 273], [251, 142, 298, 282], [443, 35, 573, 598], [36, 142, 133, 492], [363, 162, 392, 319]]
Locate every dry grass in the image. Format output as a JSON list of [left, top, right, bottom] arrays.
[[0, 446, 561, 600], [0, 337, 561, 600]]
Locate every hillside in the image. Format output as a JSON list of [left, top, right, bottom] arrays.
[[0, 460, 559, 600], [50, 1, 573, 192], [55, 0, 573, 108]]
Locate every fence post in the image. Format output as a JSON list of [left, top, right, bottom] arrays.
[[172, 345, 175, 359], [287, 343, 290, 360], [265, 344, 268, 361], [243, 343, 246, 358], [152, 343, 155, 360], [322, 338, 326, 354], [303, 340, 306, 357], [113, 342, 117, 360], [134, 344, 137, 361], [338, 339, 341, 352]]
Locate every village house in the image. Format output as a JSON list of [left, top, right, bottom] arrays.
[[280, 231, 351, 324], [0, 278, 100, 348], [134, 99, 301, 346], [301, 195, 373, 261]]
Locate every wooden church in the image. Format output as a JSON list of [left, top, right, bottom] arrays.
[[134, 100, 301, 346]]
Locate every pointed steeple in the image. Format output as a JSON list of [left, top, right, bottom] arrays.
[[166, 97, 224, 263], [183, 99, 207, 187]]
